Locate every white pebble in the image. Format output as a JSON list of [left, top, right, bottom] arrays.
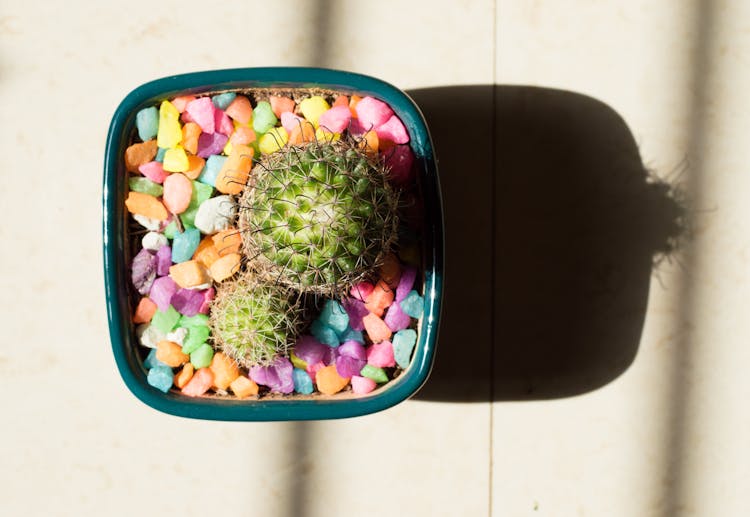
[[166, 327, 188, 346], [142, 231, 168, 251], [137, 323, 166, 349], [133, 214, 162, 231], [195, 195, 237, 234]]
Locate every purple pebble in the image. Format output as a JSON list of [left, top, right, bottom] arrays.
[[171, 288, 206, 317], [149, 276, 178, 312], [339, 340, 366, 361], [336, 355, 366, 378], [131, 248, 157, 295], [294, 335, 327, 365], [341, 297, 368, 331], [155, 245, 172, 276], [322, 346, 339, 366], [384, 145, 415, 187], [251, 358, 294, 394], [396, 266, 417, 302], [197, 132, 229, 158], [384, 302, 411, 332]]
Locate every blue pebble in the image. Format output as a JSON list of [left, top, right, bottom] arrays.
[[136, 106, 159, 141], [144, 348, 170, 369], [339, 326, 364, 344], [400, 290, 424, 319], [172, 228, 201, 263], [319, 300, 349, 335], [311, 319, 340, 347], [212, 92, 237, 110], [392, 329, 417, 368], [292, 368, 314, 395], [199, 155, 227, 187], [147, 365, 174, 393], [155, 147, 167, 163]]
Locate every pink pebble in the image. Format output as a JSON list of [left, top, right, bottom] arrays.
[[375, 114, 410, 144], [181, 368, 214, 397], [348, 117, 366, 136], [198, 287, 215, 314], [383, 145, 415, 186], [396, 266, 417, 302], [362, 313, 392, 343], [162, 173, 193, 214], [155, 245, 172, 276], [149, 276, 177, 312], [317, 106, 352, 133], [383, 301, 411, 332], [138, 161, 168, 184], [366, 341, 396, 368], [350, 281, 374, 301], [281, 111, 305, 133], [351, 375, 377, 395], [171, 95, 195, 113], [186, 97, 215, 134], [356, 96, 394, 130], [181, 110, 195, 124], [306, 361, 325, 383], [214, 109, 234, 136]]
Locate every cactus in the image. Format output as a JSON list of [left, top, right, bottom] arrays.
[[239, 138, 399, 294], [209, 273, 303, 368]]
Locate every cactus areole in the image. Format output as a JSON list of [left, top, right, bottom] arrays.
[[239, 139, 399, 293]]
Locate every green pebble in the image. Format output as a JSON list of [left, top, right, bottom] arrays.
[[136, 106, 159, 141], [181, 325, 210, 354], [393, 329, 417, 368], [179, 313, 210, 328], [252, 101, 278, 134], [128, 177, 163, 197], [163, 220, 179, 239], [190, 343, 214, 369], [212, 92, 236, 110], [180, 181, 214, 228], [151, 305, 180, 334], [360, 364, 388, 384]]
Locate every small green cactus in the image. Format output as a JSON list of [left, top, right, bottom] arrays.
[[209, 273, 303, 367], [239, 138, 399, 293]]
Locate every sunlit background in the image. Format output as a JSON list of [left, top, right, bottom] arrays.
[[1, 1, 748, 515]]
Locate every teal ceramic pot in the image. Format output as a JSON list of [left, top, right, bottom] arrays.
[[103, 68, 443, 421]]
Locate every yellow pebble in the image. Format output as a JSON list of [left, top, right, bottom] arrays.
[[157, 100, 182, 149], [258, 127, 289, 154], [162, 146, 189, 172], [299, 96, 330, 127], [222, 138, 233, 156], [315, 127, 340, 143]]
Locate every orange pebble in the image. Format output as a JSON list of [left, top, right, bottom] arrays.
[[225, 95, 253, 125], [362, 313, 392, 343], [316, 365, 350, 395], [209, 253, 241, 282], [181, 367, 214, 397], [379, 253, 401, 289], [349, 95, 362, 118], [125, 140, 158, 172], [364, 279, 395, 316], [156, 340, 190, 367], [215, 144, 254, 195], [183, 154, 205, 180], [172, 95, 196, 113], [230, 126, 256, 145], [269, 95, 296, 118], [359, 130, 379, 157], [133, 296, 157, 323], [125, 191, 168, 220], [332, 95, 349, 108], [182, 122, 201, 155], [230, 376, 259, 398], [174, 363, 194, 389], [209, 352, 240, 390], [169, 260, 211, 288], [288, 122, 316, 145], [193, 236, 221, 268], [212, 228, 242, 256]]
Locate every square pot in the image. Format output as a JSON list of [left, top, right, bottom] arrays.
[[103, 67, 443, 421]]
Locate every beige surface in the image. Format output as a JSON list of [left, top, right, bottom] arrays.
[[1, 1, 748, 516]]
